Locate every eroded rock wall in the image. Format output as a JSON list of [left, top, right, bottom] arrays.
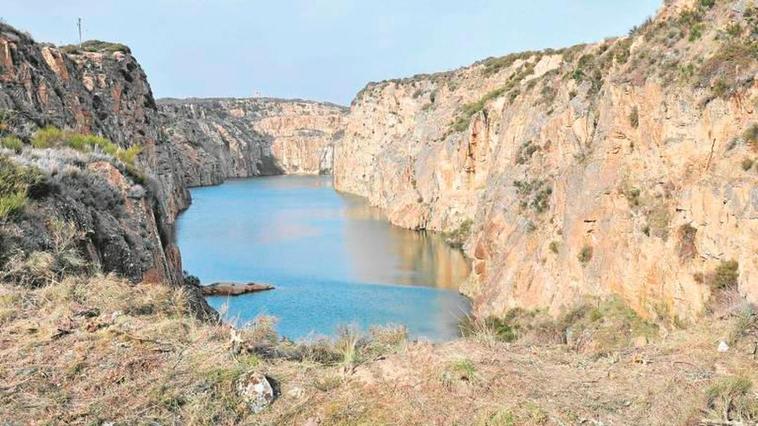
[[0, 26, 188, 284], [158, 98, 347, 186], [334, 0, 758, 321]]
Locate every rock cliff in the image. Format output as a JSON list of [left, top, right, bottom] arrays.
[[159, 98, 347, 186], [0, 26, 188, 284], [334, 0, 757, 321]]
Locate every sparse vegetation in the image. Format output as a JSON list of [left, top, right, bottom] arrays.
[[441, 358, 478, 386], [460, 314, 519, 343], [31, 126, 142, 166], [708, 260, 740, 290], [704, 376, 758, 424], [625, 187, 642, 207], [578, 245, 593, 264], [515, 140, 540, 165], [514, 179, 552, 214], [629, 106, 639, 128], [1, 219, 87, 286], [451, 87, 507, 132], [0, 156, 43, 220], [571, 53, 604, 94], [698, 40, 757, 99], [742, 158, 755, 171], [549, 241, 560, 254], [1, 135, 23, 152], [61, 40, 131, 54], [445, 219, 474, 248]]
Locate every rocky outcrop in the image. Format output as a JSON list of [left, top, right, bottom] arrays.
[[334, 0, 757, 321], [158, 98, 347, 186], [0, 27, 188, 284], [200, 282, 275, 296]]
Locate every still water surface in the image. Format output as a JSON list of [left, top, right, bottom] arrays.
[[176, 176, 470, 340]]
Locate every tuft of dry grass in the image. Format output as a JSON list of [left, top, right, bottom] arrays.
[[704, 376, 758, 424]]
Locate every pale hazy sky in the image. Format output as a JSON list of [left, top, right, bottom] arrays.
[[2, 1, 661, 105]]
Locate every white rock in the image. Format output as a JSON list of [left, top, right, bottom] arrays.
[[717, 341, 729, 353], [236, 372, 274, 414]]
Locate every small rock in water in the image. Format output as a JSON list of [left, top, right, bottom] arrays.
[[717, 340, 729, 353], [237, 372, 274, 414]]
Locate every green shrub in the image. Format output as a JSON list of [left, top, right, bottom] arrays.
[[578, 245, 593, 264], [709, 260, 739, 290], [689, 23, 705, 41], [699, 0, 715, 9], [0, 191, 26, 219], [1, 135, 23, 152], [0, 156, 43, 220], [445, 219, 474, 248], [451, 87, 508, 132], [514, 179, 552, 214], [549, 241, 560, 254], [742, 158, 755, 171], [30, 127, 141, 166], [515, 140, 540, 165], [31, 126, 66, 148], [116, 145, 142, 166]]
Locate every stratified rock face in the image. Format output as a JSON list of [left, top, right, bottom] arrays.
[[158, 98, 347, 186], [334, 0, 758, 321], [0, 26, 188, 284]]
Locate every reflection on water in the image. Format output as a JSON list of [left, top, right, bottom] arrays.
[[176, 175, 471, 340], [341, 195, 469, 289]]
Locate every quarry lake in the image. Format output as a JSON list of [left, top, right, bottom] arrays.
[[176, 176, 471, 341]]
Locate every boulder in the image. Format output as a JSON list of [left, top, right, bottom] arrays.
[[236, 372, 274, 414]]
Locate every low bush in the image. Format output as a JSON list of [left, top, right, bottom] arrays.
[[708, 260, 740, 290], [445, 219, 474, 248], [704, 376, 758, 424], [578, 245, 593, 264], [30, 126, 142, 166], [459, 314, 519, 343], [1, 135, 23, 152], [61, 40, 131, 54], [549, 241, 560, 254], [515, 140, 540, 165], [0, 156, 44, 220], [0, 219, 87, 286], [741, 158, 755, 171], [451, 87, 507, 132], [514, 179, 552, 214]]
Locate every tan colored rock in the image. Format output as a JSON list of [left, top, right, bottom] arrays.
[[159, 98, 347, 186], [334, 0, 757, 321]]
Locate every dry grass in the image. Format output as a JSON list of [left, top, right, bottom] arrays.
[[1, 275, 757, 425]]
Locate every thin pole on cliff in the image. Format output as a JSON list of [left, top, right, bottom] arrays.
[[77, 17, 82, 48]]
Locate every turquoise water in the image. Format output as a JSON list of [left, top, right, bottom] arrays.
[[176, 176, 471, 341]]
